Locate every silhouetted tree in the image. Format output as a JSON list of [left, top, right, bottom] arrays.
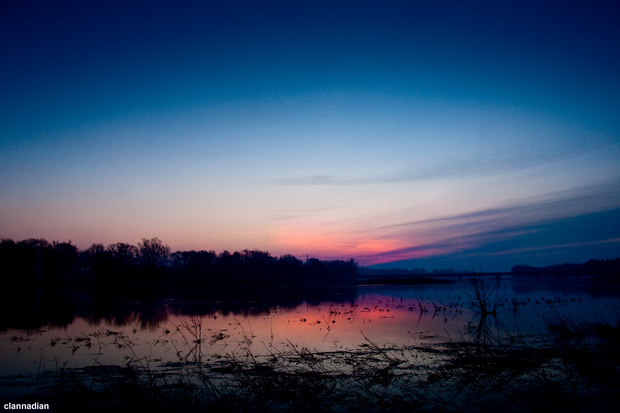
[[171, 250, 217, 282], [81, 243, 112, 280], [215, 250, 234, 278], [273, 254, 304, 284], [41, 241, 79, 283], [86, 243, 105, 255], [107, 242, 138, 262], [2, 237, 360, 287], [138, 237, 170, 266], [240, 249, 277, 281], [13, 238, 50, 281], [0, 239, 19, 280], [19, 238, 50, 250], [305, 258, 327, 284]]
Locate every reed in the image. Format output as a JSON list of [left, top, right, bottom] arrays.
[[462, 272, 501, 316], [4, 313, 619, 412]]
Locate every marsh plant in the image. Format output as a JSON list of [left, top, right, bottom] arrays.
[[4, 305, 620, 412], [39, 324, 617, 412], [463, 272, 501, 316]]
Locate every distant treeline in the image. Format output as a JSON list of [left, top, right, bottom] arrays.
[[511, 258, 620, 277], [0, 237, 357, 287]]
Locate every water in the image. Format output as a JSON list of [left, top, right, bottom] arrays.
[[2, 276, 619, 400]]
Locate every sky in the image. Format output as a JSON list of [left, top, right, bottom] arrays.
[[1, 0, 619, 271]]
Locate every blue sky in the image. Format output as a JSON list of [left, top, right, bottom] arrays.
[[1, 0, 619, 271]]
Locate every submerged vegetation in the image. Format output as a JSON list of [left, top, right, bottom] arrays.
[[1, 270, 619, 411], [3, 308, 619, 412], [463, 272, 501, 316]]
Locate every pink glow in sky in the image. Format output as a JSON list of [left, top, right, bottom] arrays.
[[1, 1, 619, 271]]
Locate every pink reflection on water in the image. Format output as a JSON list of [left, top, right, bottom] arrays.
[[0, 294, 469, 387], [2, 278, 619, 400]]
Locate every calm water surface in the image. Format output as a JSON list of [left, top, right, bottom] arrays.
[[2, 276, 619, 398]]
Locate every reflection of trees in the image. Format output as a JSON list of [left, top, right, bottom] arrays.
[[0, 283, 357, 331], [0, 285, 76, 331]]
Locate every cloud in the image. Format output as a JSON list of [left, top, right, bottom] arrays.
[[358, 183, 620, 267], [377, 181, 620, 231], [271, 206, 339, 221], [269, 174, 371, 186], [485, 237, 620, 257], [268, 149, 569, 186], [360, 226, 541, 264], [364, 206, 620, 268]]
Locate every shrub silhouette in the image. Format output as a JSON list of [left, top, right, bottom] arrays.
[[1, 237, 358, 287]]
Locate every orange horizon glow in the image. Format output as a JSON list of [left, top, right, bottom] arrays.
[[269, 224, 462, 265]]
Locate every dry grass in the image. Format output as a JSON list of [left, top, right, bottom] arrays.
[[3, 312, 620, 412]]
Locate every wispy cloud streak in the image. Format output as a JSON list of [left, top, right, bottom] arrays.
[[270, 151, 571, 186], [486, 237, 620, 256], [377, 182, 620, 231], [358, 183, 620, 267]]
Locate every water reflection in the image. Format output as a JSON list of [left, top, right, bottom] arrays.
[[2, 276, 620, 404], [1, 284, 357, 331]]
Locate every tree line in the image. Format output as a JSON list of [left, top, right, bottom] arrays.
[[0, 237, 357, 287], [511, 258, 620, 277]]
